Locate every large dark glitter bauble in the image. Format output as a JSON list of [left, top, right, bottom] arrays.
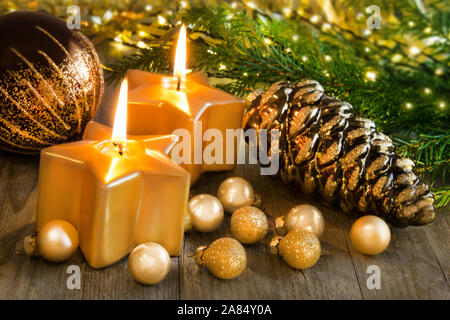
[[243, 80, 435, 227], [0, 11, 104, 154]]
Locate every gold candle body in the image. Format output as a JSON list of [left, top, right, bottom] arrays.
[[37, 126, 189, 269], [126, 70, 244, 184]]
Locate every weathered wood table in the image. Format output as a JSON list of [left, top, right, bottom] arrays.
[[0, 43, 448, 300]]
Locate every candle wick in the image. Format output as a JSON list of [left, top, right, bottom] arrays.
[[176, 75, 181, 91], [113, 141, 124, 156]]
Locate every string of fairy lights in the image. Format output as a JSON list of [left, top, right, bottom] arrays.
[[283, 5, 447, 112], [0, 0, 447, 111]]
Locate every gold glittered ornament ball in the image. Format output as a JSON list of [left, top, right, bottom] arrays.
[[276, 204, 325, 237], [231, 206, 268, 244], [270, 230, 321, 269], [128, 242, 171, 285], [217, 177, 255, 213], [187, 194, 224, 232], [350, 215, 391, 255], [0, 11, 103, 154], [37, 220, 79, 263], [195, 237, 247, 279]]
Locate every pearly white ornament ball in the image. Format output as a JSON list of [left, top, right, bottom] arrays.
[[350, 215, 391, 255], [217, 177, 255, 213], [128, 242, 171, 285], [280, 204, 325, 237], [38, 220, 79, 263], [188, 194, 224, 232]]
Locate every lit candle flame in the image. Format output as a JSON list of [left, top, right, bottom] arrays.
[[174, 24, 187, 90], [111, 78, 128, 154]]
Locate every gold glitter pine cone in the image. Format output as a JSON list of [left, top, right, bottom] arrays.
[[243, 80, 435, 227]]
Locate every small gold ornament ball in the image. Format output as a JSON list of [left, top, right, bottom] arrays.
[[350, 215, 391, 255], [278, 230, 321, 269], [196, 237, 247, 279], [230, 206, 268, 244], [217, 177, 255, 213], [284, 204, 325, 236], [128, 242, 171, 285], [188, 194, 224, 232], [37, 220, 79, 263]]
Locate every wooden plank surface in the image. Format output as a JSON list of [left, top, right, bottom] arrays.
[[0, 151, 448, 299], [0, 41, 448, 300]]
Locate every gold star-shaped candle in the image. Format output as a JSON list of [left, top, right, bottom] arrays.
[[125, 25, 244, 184], [36, 80, 190, 269]]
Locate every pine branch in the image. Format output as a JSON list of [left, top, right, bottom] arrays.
[[105, 47, 171, 85], [432, 186, 450, 208], [178, 5, 449, 134], [393, 133, 450, 182]]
